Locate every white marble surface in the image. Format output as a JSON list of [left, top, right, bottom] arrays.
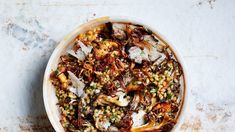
[[0, 0, 235, 131]]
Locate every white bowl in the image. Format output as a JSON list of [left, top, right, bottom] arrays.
[[43, 16, 187, 132]]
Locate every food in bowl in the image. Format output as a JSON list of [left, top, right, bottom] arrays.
[[49, 21, 184, 132]]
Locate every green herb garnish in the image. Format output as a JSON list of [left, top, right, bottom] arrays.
[[110, 113, 117, 122], [167, 93, 172, 99], [91, 84, 97, 89], [150, 88, 158, 93], [54, 69, 59, 76]]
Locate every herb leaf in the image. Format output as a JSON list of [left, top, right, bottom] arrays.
[[150, 88, 158, 93], [110, 113, 117, 122], [167, 93, 172, 99]]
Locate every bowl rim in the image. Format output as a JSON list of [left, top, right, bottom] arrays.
[[43, 16, 188, 132]]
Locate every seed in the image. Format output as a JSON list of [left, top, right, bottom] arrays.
[[68, 93, 76, 98], [164, 93, 167, 97], [107, 106, 110, 110], [152, 93, 156, 97], [163, 81, 167, 87], [146, 78, 150, 85], [87, 31, 93, 35], [174, 78, 178, 83]]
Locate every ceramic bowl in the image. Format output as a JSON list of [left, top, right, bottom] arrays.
[[43, 16, 187, 132]]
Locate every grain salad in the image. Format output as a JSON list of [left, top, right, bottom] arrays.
[[49, 22, 184, 132]]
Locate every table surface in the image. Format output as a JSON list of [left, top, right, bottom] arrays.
[[0, 0, 235, 131]]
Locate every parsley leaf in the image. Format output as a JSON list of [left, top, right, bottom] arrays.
[[150, 88, 158, 93]]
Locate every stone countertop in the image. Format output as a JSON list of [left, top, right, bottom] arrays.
[[0, 0, 234, 131]]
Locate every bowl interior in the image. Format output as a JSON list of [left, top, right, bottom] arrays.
[[43, 16, 186, 132]]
